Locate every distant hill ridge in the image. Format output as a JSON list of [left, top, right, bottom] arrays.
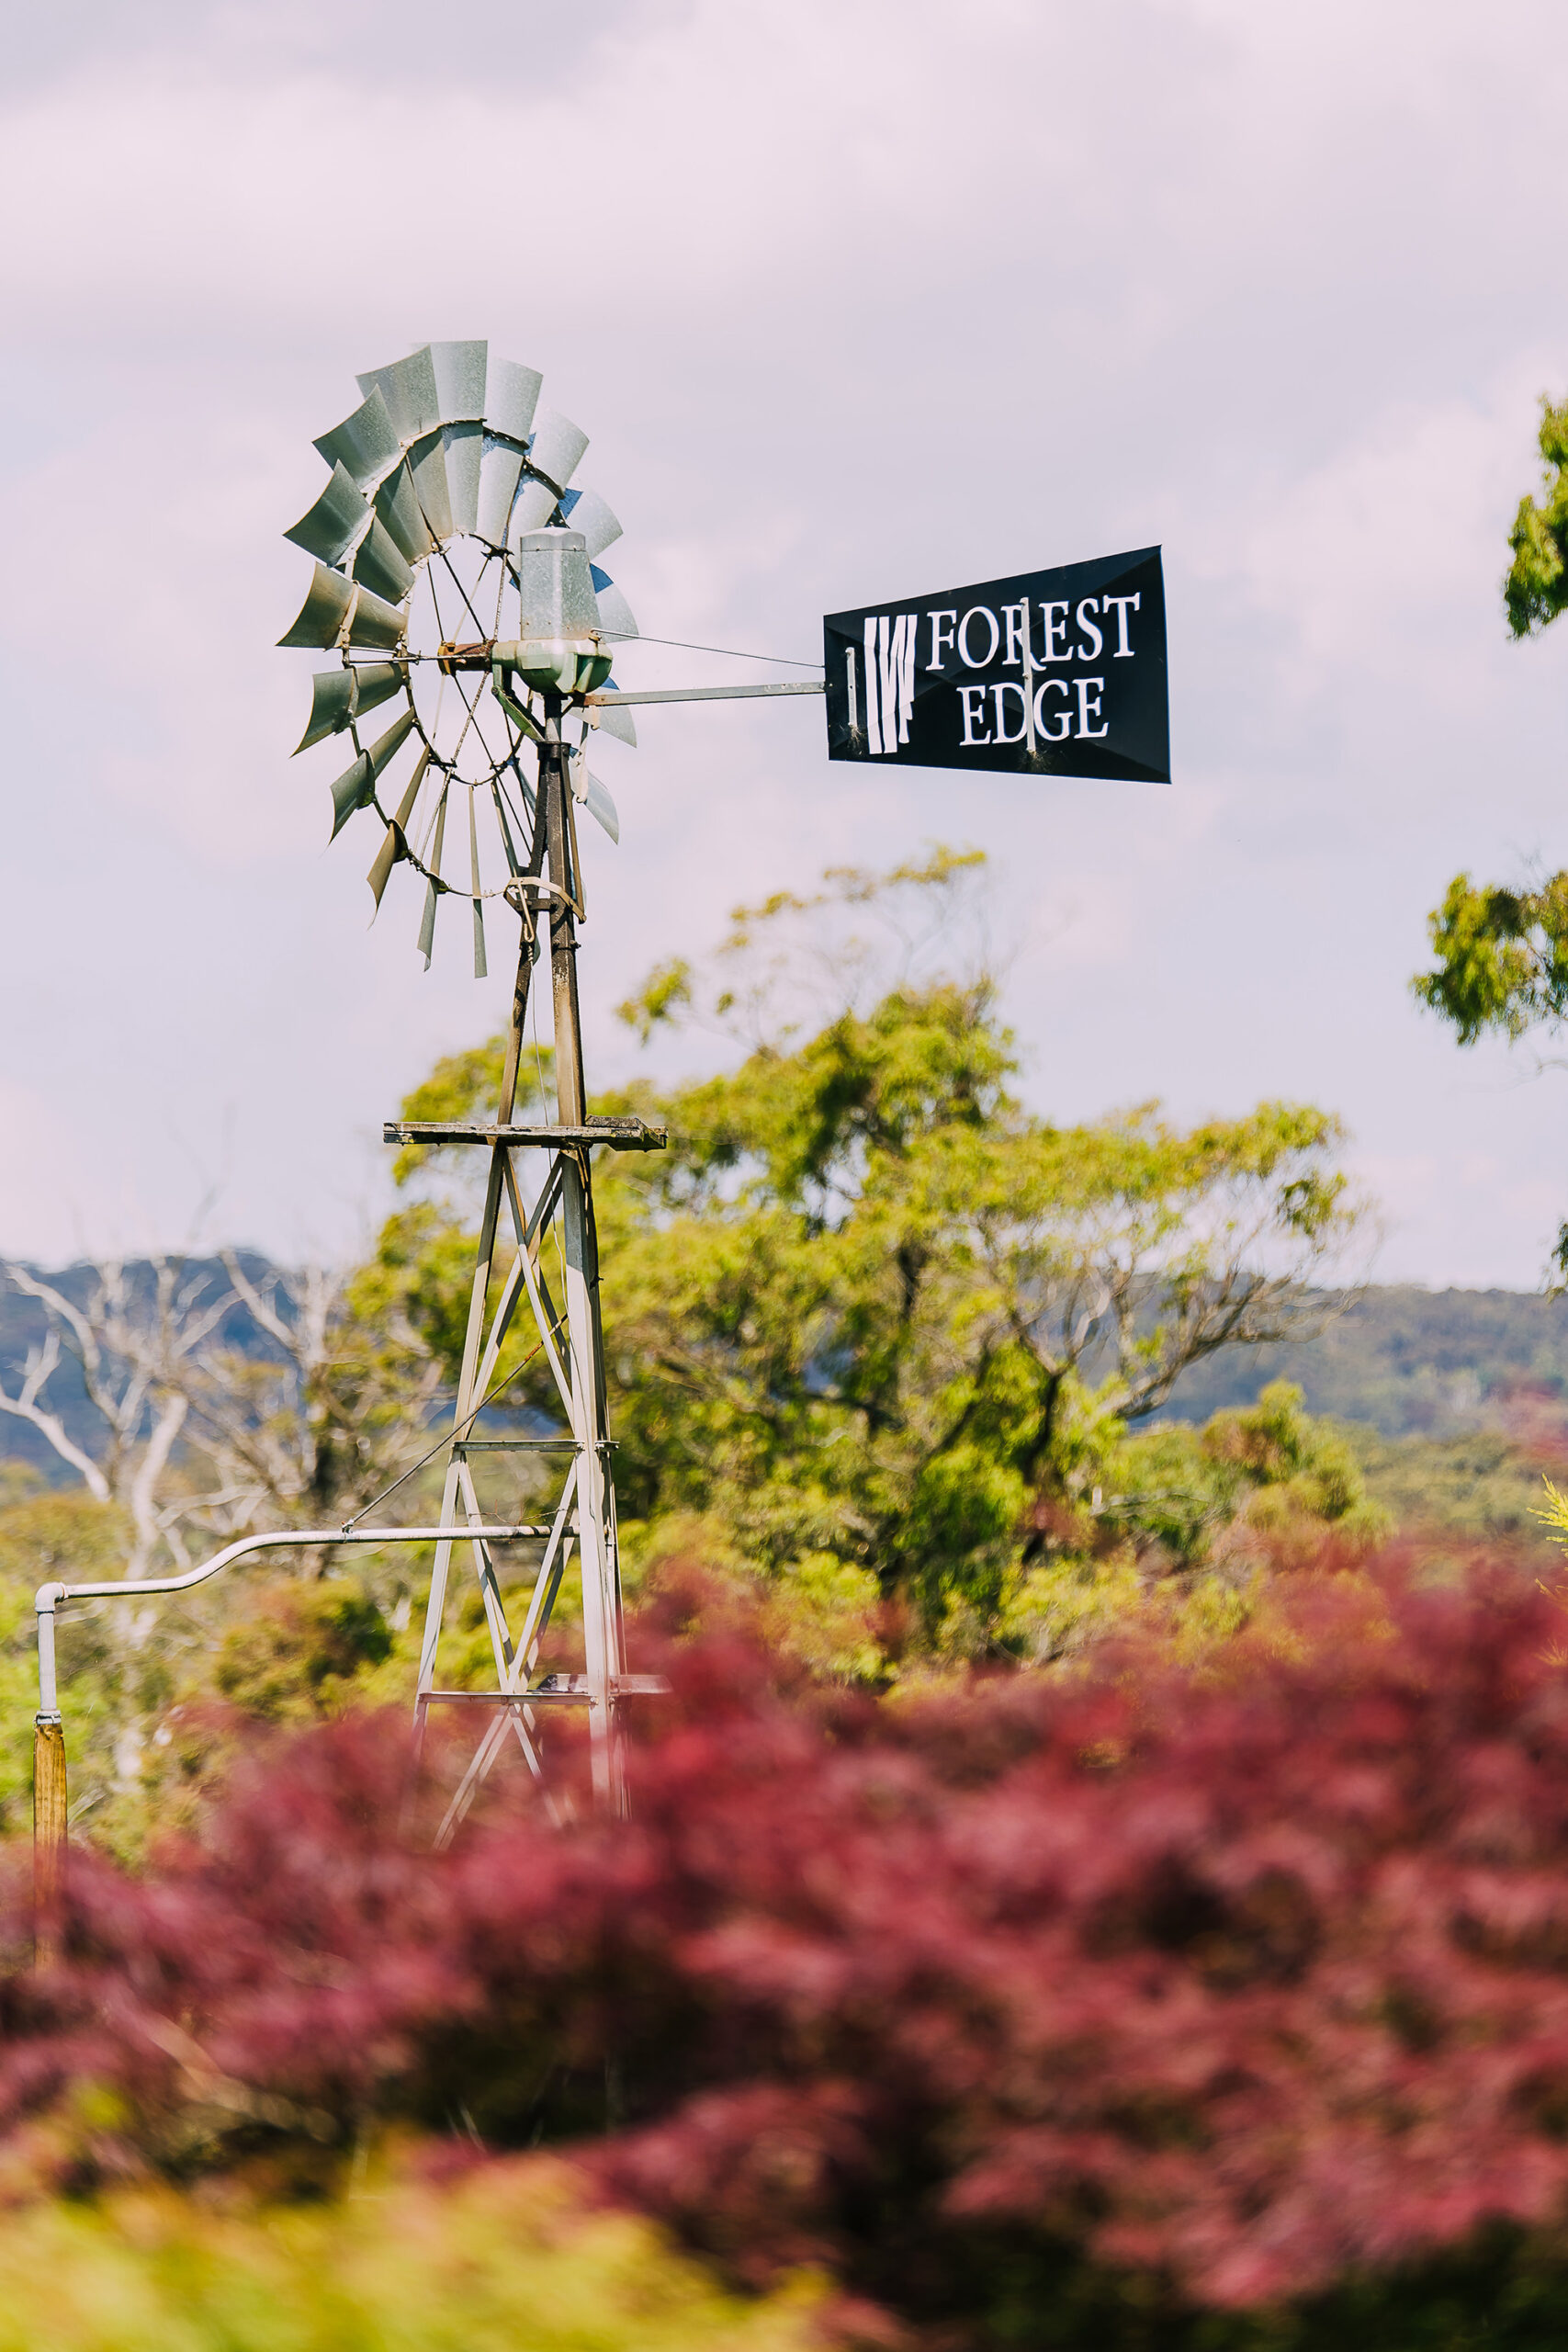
[[1160, 1284, 1568, 1435], [4, 1265, 1567, 1483]]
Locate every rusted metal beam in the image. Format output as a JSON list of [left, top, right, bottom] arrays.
[[437, 637, 496, 673], [420, 1674, 668, 1707], [33, 1716, 66, 1951], [383, 1118, 666, 1150]]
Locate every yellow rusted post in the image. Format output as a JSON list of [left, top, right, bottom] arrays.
[[33, 1713, 66, 1958]]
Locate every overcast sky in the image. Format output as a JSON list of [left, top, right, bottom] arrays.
[[5, 0, 1568, 1286]]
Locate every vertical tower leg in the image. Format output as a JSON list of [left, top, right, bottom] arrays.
[[412, 1141, 510, 1755], [544, 720, 627, 1815], [561, 1154, 625, 1814], [410, 710, 630, 1821]]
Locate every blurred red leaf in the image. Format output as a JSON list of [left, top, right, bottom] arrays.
[[9, 1547, 1568, 2321]]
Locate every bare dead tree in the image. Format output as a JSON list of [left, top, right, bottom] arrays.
[[177, 1251, 446, 1554], [0, 1250, 448, 1581], [0, 1259, 241, 1577]]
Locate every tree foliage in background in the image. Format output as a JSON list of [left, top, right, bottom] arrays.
[[0, 849, 1374, 1837], [1413, 870, 1568, 1047], [0, 1261, 236, 1579], [0, 2158, 816, 2352], [0, 1469, 412, 1856], [1505, 393, 1568, 637], [1415, 392, 1568, 1273], [0, 1252, 446, 1565], [0, 1251, 450, 1841], [386, 852, 1367, 1642], [0, 1378, 1385, 1850]]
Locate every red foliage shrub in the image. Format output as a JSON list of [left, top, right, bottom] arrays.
[[9, 1547, 1568, 2333]]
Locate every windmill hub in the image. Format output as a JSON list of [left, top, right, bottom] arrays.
[[435, 638, 500, 674]]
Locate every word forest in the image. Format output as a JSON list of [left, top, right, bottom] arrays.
[[823, 545, 1168, 782]]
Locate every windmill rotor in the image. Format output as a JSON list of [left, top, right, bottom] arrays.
[[279, 340, 637, 974]]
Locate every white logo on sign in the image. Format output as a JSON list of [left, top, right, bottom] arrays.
[[844, 585, 1142, 757], [859, 614, 915, 756]]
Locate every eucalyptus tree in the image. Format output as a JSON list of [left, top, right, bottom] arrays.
[[383, 852, 1364, 1627]]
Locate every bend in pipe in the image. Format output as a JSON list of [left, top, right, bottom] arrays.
[[34, 1524, 543, 1716]]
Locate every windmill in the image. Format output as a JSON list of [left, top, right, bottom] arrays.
[[29, 337, 1168, 1871], [279, 342, 823, 1826], [26, 340, 818, 1863]]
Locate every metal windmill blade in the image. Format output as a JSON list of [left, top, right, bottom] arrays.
[[429, 339, 488, 424], [443, 424, 483, 537], [347, 583, 411, 650], [375, 462, 436, 563], [591, 569, 638, 642], [570, 742, 619, 842], [284, 462, 369, 567], [354, 517, 415, 605], [278, 562, 356, 649], [511, 408, 589, 537], [407, 429, 454, 543], [313, 387, 400, 487], [329, 708, 416, 839], [356, 347, 442, 444], [474, 437, 525, 547], [486, 358, 542, 442], [293, 660, 403, 754], [524, 409, 589, 494], [558, 487, 622, 560], [592, 698, 637, 750]]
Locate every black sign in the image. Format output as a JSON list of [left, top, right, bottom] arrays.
[[823, 546, 1168, 783]]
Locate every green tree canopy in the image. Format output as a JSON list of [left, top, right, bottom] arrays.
[[1414, 392, 1568, 1272], [383, 852, 1364, 1635], [1413, 870, 1568, 1046], [1506, 394, 1568, 636]]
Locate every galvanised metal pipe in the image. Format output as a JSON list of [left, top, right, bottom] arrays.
[[34, 1524, 544, 1715], [36, 1603, 59, 1720]]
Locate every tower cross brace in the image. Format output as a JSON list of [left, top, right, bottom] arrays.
[[393, 695, 664, 1837]]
